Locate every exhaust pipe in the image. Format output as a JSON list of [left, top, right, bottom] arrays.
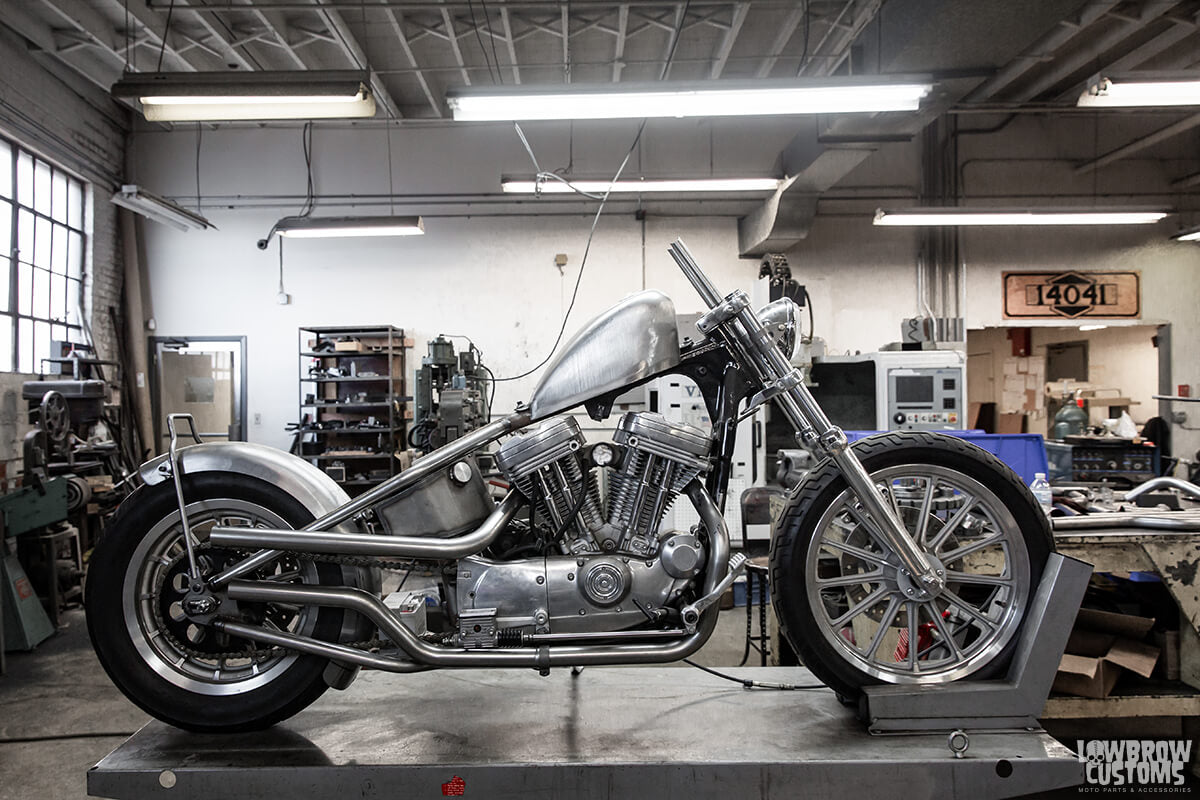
[[226, 579, 718, 668], [213, 618, 434, 673], [220, 480, 731, 669], [210, 491, 522, 558]]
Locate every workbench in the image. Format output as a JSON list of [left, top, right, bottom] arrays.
[[88, 666, 1084, 800]]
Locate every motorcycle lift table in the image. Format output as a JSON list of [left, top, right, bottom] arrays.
[[88, 555, 1089, 799], [87, 666, 1083, 800]]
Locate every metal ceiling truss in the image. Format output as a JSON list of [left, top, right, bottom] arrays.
[[14, 0, 1200, 135]]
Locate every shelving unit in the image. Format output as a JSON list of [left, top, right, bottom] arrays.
[[298, 325, 412, 496]]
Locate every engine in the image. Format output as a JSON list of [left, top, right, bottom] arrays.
[[496, 412, 711, 558], [452, 412, 714, 646]]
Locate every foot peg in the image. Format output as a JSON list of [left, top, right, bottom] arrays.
[[681, 553, 747, 632]]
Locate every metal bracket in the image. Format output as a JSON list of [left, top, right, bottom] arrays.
[[695, 291, 750, 336], [736, 371, 803, 425], [862, 553, 1091, 734]]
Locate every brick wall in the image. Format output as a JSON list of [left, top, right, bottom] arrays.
[[0, 24, 129, 477]]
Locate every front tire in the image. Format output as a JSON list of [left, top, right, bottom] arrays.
[[86, 474, 345, 732], [769, 432, 1053, 700]]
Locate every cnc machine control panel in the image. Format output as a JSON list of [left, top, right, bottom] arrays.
[[887, 368, 963, 431]]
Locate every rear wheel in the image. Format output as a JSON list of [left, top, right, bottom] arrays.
[[86, 474, 344, 732], [769, 432, 1053, 700]]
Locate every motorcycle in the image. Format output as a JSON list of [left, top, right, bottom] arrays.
[[85, 239, 1052, 732]]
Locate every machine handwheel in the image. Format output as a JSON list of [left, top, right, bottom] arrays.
[[769, 431, 1053, 700], [40, 390, 70, 447]]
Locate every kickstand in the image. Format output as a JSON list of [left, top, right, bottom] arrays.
[[571, 666, 585, 677]]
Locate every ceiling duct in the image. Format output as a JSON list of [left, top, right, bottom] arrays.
[[737, 0, 1094, 257]]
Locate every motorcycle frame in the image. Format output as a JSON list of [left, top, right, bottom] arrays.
[[190, 239, 937, 671]]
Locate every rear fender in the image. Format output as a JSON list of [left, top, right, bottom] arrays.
[[140, 441, 382, 690]]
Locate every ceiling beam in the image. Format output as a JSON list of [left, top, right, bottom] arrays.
[[382, 7, 441, 116], [1010, 1, 1176, 103], [799, 0, 874, 77], [660, 4, 683, 79], [499, 1, 521, 83], [613, 4, 629, 81], [965, 1, 1120, 102], [97, 0, 200, 71], [439, 2, 473, 85], [710, 2, 747, 78], [1075, 113, 1200, 173], [36, 0, 130, 67], [1172, 171, 1200, 189], [312, 4, 403, 118], [1104, 14, 1199, 73], [562, 5, 571, 82], [170, 1, 260, 69], [3, 2, 115, 91], [754, 4, 805, 78]]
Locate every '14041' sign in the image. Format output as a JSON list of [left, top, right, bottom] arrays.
[[1002, 271, 1140, 320]]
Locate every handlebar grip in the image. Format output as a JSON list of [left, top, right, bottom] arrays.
[[668, 239, 723, 309]]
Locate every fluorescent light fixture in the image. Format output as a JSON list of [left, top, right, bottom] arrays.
[[873, 207, 1169, 226], [111, 185, 213, 232], [111, 71, 376, 121], [1171, 225, 1200, 242], [501, 177, 781, 194], [1079, 325, 1108, 331], [1078, 73, 1200, 107], [447, 78, 933, 121], [273, 215, 424, 240]]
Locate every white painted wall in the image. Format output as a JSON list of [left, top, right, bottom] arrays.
[[142, 206, 751, 451]]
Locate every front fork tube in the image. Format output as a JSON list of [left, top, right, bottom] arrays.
[[732, 310, 943, 594]]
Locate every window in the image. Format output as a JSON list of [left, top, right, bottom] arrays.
[[0, 136, 86, 374]]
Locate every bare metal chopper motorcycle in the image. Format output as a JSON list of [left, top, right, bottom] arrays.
[[86, 240, 1052, 732]]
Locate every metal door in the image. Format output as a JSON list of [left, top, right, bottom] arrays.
[[150, 336, 247, 450]]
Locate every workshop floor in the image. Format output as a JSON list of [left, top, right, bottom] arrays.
[[0, 604, 761, 800]]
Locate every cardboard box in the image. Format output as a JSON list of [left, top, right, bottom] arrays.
[[334, 340, 366, 352], [996, 413, 1026, 434], [1074, 608, 1154, 639], [1053, 608, 1160, 698], [1054, 653, 1120, 699]]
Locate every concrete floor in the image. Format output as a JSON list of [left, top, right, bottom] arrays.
[[0, 599, 770, 800]]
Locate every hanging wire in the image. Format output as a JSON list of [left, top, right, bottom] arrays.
[[385, 122, 395, 215], [278, 237, 287, 295], [490, 0, 693, 386], [299, 121, 316, 218], [466, 0, 499, 83], [155, 0, 176, 72], [194, 123, 203, 214], [480, 0, 505, 84]]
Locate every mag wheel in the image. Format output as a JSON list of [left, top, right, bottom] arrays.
[[86, 474, 345, 732], [770, 432, 1053, 700]]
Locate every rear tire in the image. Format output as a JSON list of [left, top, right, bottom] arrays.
[[769, 432, 1053, 700], [86, 474, 344, 732]]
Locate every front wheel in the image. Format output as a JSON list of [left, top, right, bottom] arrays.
[[86, 474, 347, 732], [769, 431, 1053, 700]]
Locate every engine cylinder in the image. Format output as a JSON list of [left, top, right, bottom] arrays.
[[496, 415, 604, 552], [606, 412, 711, 555]]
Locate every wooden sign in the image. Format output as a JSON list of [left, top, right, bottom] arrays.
[[1002, 270, 1140, 320]]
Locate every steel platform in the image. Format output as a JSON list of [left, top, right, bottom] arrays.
[[88, 666, 1083, 800]]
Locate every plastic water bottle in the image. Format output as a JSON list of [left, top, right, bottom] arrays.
[[1030, 472, 1053, 517]]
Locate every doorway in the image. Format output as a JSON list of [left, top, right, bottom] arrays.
[[149, 336, 247, 451]]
